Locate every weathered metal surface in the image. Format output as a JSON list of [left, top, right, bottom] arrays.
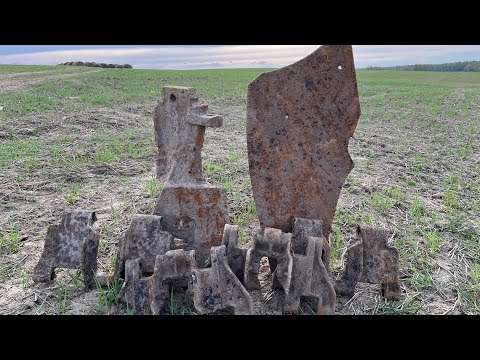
[[153, 185, 229, 267], [153, 86, 222, 181], [33, 211, 99, 287], [122, 258, 152, 315], [221, 224, 248, 283], [246, 45, 361, 239], [244, 227, 293, 292], [284, 218, 335, 314], [192, 245, 253, 315], [290, 218, 330, 271], [150, 249, 196, 314], [335, 225, 401, 300], [113, 214, 173, 278], [334, 242, 362, 298], [153, 86, 229, 266]]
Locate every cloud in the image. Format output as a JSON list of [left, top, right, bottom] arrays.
[[0, 45, 479, 69], [353, 45, 480, 67], [0, 45, 320, 69]]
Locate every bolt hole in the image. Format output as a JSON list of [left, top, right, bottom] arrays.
[[338, 66, 342, 70], [170, 94, 176, 102]]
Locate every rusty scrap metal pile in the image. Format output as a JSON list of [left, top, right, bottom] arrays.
[[32, 45, 400, 315]]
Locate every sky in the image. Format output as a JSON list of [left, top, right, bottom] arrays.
[[0, 45, 480, 70]]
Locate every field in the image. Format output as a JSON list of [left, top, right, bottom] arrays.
[[0, 65, 479, 315]]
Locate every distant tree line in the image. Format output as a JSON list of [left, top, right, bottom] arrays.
[[364, 60, 480, 72]]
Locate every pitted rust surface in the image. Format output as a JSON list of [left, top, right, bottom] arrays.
[[221, 224, 248, 283], [284, 218, 335, 314], [150, 249, 196, 314], [153, 87, 230, 266], [122, 258, 152, 315], [153, 86, 222, 182], [334, 242, 362, 298], [290, 218, 330, 271], [335, 225, 401, 300], [114, 214, 173, 278], [153, 185, 229, 267], [246, 45, 360, 239], [32, 211, 99, 287], [192, 245, 253, 315], [244, 227, 293, 292]]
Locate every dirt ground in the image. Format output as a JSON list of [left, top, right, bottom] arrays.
[[0, 67, 478, 315]]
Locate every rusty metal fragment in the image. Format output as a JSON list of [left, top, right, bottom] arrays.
[[244, 227, 293, 292], [113, 214, 173, 278], [291, 218, 330, 271], [153, 87, 229, 266], [221, 224, 248, 283], [284, 218, 335, 314], [122, 258, 152, 315], [334, 242, 362, 298], [246, 45, 361, 239], [153, 86, 222, 181], [33, 211, 99, 287], [150, 249, 196, 314], [335, 225, 400, 300], [192, 245, 253, 315], [154, 186, 229, 267]]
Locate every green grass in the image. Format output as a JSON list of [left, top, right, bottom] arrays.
[[109, 199, 121, 224], [144, 177, 163, 197], [408, 197, 424, 222], [165, 287, 197, 315], [460, 262, 480, 314], [52, 269, 86, 314], [63, 184, 82, 205], [0, 138, 47, 169], [330, 227, 342, 269], [422, 230, 443, 255], [54, 285, 69, 314], [0, 263, 8, 282], [95, 277, 124, 311], [374, 296, 423, 315], [228, 150, 241, 164], [407, 267, 433, 291], [0, 219, 20, 254], [0, 66, 270, 122], [356, 70, 480, 87], [19, 266, 30, 289], [369, 192, 394, 215], [203, 159, 219, 175]]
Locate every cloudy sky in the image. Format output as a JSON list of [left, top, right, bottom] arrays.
[[1, 45, 480, 69]]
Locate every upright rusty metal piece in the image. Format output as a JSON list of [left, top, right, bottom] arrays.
[[335, 225, 401, 300], [246, 45, 360, 239], [153, 87, 229, 266], [153, 86, 222, 181], [150, 249, 196, 314], [192, 245, 253, 315], [114, 214, 173, 278], [284, 218, 335, 314], [244, 227, 293, 292], [33, 211, 99, 287], [291, 218, 330, 271], [121, 250, 197, 315], [221, 224, 248, 283], [335, 242, 362, 298], [122, 258, 152, 315]]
